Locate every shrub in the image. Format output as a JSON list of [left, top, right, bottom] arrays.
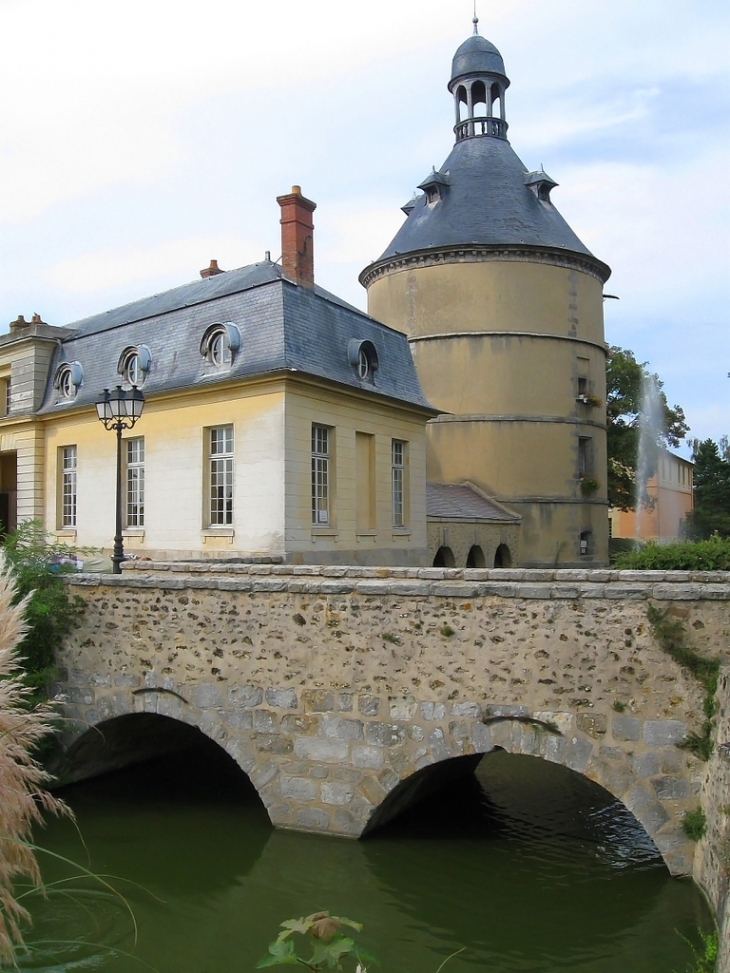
[[3, 522, 86, 701], [614, 536, 730, 571], [681, 807, 707, 842], [0, 554, 70, 962]]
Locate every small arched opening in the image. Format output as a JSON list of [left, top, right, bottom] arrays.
[[466, 544, 486, 568], [457, 84, 468, 121], [472, 80, 487, 117], [433, 546, 456, 567], [490, 82, 503, 119], [494, 543, 512, 567]]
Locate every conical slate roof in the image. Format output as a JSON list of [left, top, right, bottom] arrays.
[[373, 136, 594, 262]]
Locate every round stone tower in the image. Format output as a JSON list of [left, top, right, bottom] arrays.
[[360, 24, 612, 567]]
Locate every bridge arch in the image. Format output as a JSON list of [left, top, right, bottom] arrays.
[[52, 704, 273, 819], [358, 716, 689, 876]]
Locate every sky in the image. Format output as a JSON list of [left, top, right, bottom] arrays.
[[1, 0, 728, 453]]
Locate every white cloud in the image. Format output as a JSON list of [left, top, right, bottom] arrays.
[[45, 236, 262, 295]]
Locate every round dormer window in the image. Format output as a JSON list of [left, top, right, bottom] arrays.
[[200, 323, 241, 368], [54, 362, 83, 400], [117, 346, 151, 387], [347, 338, 379, 383]]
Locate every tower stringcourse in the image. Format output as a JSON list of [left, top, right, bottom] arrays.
[[360, 24, 613, 569]]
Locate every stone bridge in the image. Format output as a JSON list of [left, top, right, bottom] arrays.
[[52, 563, 730, 894]]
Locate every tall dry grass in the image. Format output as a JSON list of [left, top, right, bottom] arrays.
[[0, 553, 69, 964]]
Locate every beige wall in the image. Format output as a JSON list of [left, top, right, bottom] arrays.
[[367, 257, 608, 567], [36, 378, 430, 565], [612, 453, 694, 542], [427, 519, 520, 568], [284, 383, 429, 564]]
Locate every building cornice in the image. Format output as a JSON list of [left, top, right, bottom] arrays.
[[430, 414, 607, 431], [359, 243, 612, 289], [410, 331, 608, 355]]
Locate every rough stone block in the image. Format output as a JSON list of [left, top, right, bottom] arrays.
[[228, 684, 263, 708], [282, 714, 320, 734], [254, 709, 279, 733], [352, 745, 384, 770], [389, 696, 418, 720], [543, 735, 569, 765], [632, 752, 660, 778], [471, 723, 493, 753], [428, 727, 450, 761], [450, 701, 482, 718], [302, 689, 335, 713], [67, 687, 94, 705], [643, 720, 688, 747], [253, 733, 293, 755], [321, 782, 354, 806], [357, 775, 388, 806], [337, 693, 354, 712], [565, 736, 593, 773], [534, 711, 574, 735], [358, 694, 381, 717], [576, 713, 607, 738], [228, 710, 254, 730], [296, 807, 329, 830], [612, 716, 641, 742], [378, 769, 400, 792], [321, 716, 364, 741], [266, 688, 298, 709], [421, 701, 447, 721], [365, 722, 407, 747], [293, 737, 349, 762], [652, 775, 690, 800], [114, 672, 141, 688], [279, 776, 318, 801]]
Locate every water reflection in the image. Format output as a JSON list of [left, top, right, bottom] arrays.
[[21, 742, 711, 973]]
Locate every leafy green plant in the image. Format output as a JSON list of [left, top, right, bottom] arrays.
[[579, 476, 599, 497], [614, 535, 730, 571], [612, 700, 627, 713], [3, 522, 87, 701], [675, 928, 718, 973], [681, 807, 707, 842], [646, 605, 719, 761], [381, 632, 401, 645], [439, 625, 455, 638], [257, 912, 376, 971]]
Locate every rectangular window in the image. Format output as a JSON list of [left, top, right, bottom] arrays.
[[126, 437, 145, 527], [209, 425, 233, 526], [392, 439, 406, 527], [61, 445, 77, 527], [311, 425, 330, 525], [578, 437, 592, 477]]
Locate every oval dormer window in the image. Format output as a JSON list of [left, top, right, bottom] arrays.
[[117, 346, 151, 387], [200, 323, 241, 369], [54, 362, 84, 400], [347, 338, 379, 383]]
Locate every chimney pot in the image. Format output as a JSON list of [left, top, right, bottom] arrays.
[[9, 314, 29, 332], [200, 259, 224, 279], [276, 186, 317, 288]]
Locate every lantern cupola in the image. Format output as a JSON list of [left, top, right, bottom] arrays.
[[448, 17, 510, 142]]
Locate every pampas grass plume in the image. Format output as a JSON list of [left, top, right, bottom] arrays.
[[0, 551, 70, 962]]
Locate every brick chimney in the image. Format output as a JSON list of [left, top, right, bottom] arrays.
[[200, 259, 224, 279], [276, 185, 316, 288]]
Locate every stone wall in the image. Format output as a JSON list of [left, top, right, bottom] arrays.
[[693, 666, 730, 973], [54, 564, 730, 886]]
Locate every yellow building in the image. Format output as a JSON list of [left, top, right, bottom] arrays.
[[611, 450, 694, 543], [361, 23, 612, 567], [0, 190, 437, 566]]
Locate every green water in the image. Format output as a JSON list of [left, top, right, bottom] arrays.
[[20, 742, 712, 973]]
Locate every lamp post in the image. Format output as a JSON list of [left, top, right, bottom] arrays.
[[95, 385, 145, 574]]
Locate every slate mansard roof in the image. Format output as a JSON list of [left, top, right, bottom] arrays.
[[38, 261, 436, 415]]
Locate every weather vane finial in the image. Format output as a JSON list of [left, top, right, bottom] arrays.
[[472, 0, 479, 34]]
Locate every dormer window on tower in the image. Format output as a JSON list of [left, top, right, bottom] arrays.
[[525, 168, 559, 203], [417, 169, 450, 205]]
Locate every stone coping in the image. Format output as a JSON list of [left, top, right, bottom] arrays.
[[64, 563, 730, 600]]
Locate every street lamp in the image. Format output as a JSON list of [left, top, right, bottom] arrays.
[[95, 385, 145, 574]]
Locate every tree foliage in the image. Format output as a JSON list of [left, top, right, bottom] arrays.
[[606, 346, 688, 510], [684, 438, 730, 539], [2, 521, 86, 702]]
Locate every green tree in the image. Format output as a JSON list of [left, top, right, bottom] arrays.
[[2, 522, 86, 702], [606, 346, 689, 510], [685, 438, 730, 539]]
